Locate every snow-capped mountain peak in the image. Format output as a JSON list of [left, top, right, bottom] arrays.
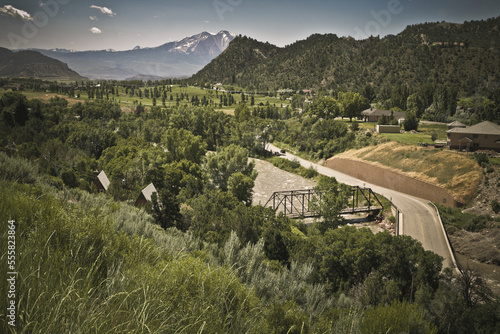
[[165, 30, 236, 56]]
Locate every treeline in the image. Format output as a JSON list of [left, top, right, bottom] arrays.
[[1, 93, 499, 332], [190, 16, 500, 97]]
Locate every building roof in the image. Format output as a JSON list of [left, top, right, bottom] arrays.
[[447, 120, 466, 127], [458, 137, 473, 143], [141, 183, 158, 202], [447, 121, 500, 135], [361, 108, 406, 118], [97, 171, 110, 191]]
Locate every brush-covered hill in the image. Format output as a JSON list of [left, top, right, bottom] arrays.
[[0, 48, 86, 81], [191, 16, 500, 94]]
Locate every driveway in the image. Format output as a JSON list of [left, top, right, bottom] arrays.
[[267, 144, 457, 270]]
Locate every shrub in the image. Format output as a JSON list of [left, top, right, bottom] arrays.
[[475, 153, 489, 167], [0, 152, 38, 183], [301, 165, 318, 179], [350, 121, 359, 132], [492, 200, 500, 214]]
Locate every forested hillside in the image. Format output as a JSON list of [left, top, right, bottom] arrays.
[[191, 16, 500, 95], [1, 91, 499, 332], [0, 48, 86, 81]]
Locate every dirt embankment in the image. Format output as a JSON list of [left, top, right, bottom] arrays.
[[333, 142, 482, 204]]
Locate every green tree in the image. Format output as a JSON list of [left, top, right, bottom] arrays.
[[403, 112, 419, 131], [162, 128, 207, 164], [338, 91, 369, 121], [311, 176, 349, 233], [407, 93, 426, 118], [312, 96, 340, 118], [228, 172, 255, 206], [205, 144, 257, 191], [0, 91, 29, 126]]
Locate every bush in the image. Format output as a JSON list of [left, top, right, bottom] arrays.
[[0, 152, 38, 183], [475, 153, 489, 167], [301, 165, 318, 179], [492, 200, 500, 214]]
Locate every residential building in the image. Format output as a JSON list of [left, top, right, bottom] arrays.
[[447, 120, 466, 130], [447, 121, 500, 152], [361, 108, 406, 123]]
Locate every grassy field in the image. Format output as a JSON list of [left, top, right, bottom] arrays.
[[336, 141, 483, 203], [379, 122, 448, 145], [0, 84, 286, 111]]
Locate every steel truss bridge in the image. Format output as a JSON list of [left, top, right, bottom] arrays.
[[264, 186, 383, 219]]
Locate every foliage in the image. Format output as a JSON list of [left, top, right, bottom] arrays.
[[1, 90, 498, 332], [437, 204, 489, 232], [191, 17, 500, 100], [205, 144, 257, 191], [360, 301, 437, 334], [403, 112, 420, 131], [311, 176, 349, 233], [268, 156, 318, 179], [492, 200, 500, 214]]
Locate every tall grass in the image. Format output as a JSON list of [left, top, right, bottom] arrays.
[[0, 182, 260, 333]]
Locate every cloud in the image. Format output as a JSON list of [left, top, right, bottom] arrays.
[[90, 27, 102, 34], [89, 16, 98, 21], [90, 5, 116, 17], [0, 5, 33, 21]]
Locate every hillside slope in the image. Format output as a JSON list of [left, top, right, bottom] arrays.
[[191, 16, 500, 94], [0, 48, 85, 81], [334, 142, 482, 203]]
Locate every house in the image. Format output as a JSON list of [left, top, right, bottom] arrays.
[[135, 183, 158, 207], [361, 108, 406, 123], [447, 121, 500, 152], [95, 171, 110, 193], [447, 120, 466, 130]]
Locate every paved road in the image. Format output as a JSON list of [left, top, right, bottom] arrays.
[[267, 144, 457, 270]]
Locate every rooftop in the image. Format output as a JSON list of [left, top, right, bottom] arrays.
[[141, 183, 158, 201], [447, 121, 500, 135], [97, 171, 110, 191], [361, 108, 406, 117]]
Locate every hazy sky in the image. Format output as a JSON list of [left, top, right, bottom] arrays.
[[0, 0, 499, 51]]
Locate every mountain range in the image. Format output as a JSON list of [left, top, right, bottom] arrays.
[[30, 30, 236, 80], [0, 48, 86, 81], [191, 17, 500, 95]]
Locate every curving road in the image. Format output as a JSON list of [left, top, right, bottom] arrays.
[[267, 144, 457, 270]]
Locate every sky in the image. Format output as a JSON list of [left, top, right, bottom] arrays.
[[0, 0, 499, 51]]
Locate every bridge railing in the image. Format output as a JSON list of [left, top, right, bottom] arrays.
[[264, 187, 383, 219]]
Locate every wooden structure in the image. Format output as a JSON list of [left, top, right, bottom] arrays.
[[95, 170, 110, 193], [135, 183, 158, 207], [264, 186, 382, 219]]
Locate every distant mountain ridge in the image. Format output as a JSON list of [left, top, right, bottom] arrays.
[[30, 30, 236, 80], [191, 17, 500, 94], [0, 48, 86, 81]]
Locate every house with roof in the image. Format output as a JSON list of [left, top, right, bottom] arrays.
[[447, 121, 466, 130], [447, 121, 500, 152], [361, 108, 406, 123], [95, 171, 110, 193], [135, 183, 158, 207]]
